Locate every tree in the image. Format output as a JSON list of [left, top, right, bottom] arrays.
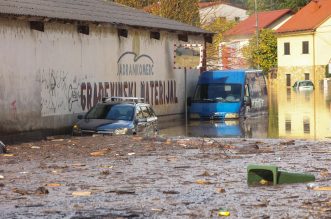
[[242, 29, 277, 73], [203, 18, 236, 68], [246, 0, 309, 13], [115, 0, 200, 27], [155, 0, 200, 26], [114, 0, 158, 9]]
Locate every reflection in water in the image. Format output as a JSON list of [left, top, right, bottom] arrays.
[[161, 81, 331, 140], [160, 116, 269, 139], [276, 83, 331, 140]]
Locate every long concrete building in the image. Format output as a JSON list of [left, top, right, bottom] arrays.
[[0, 0, 212, 135]]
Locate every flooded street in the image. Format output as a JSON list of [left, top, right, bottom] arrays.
[[0, 135, 330, 218], [161, 82, 331, 140], [1, 82, 331, 218]]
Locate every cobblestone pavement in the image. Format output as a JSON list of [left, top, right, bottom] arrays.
[[0, 135, 330, 218]]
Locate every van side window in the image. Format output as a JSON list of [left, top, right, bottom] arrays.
[[245, 84, 250, 97]]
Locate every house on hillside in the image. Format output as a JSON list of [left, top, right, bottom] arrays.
[[276, 0, 331, 87], [199, 1, 248, 25], [221, 9, 293, 70], [0, 0, 212, 135]]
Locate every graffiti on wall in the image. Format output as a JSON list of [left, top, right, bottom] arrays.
[[40, 68, 81, 116]]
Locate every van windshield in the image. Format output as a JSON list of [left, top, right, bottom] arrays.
[[193, 84, 242, 103]]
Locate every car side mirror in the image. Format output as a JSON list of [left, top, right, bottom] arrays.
[[187, 97, 192, 107], [77, 115, 84, 120], [244, 96, 252, 108]]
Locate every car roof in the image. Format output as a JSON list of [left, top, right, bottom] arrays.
[[99, 101, 151, 107]]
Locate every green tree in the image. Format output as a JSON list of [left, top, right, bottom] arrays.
[[114, 0, 157, 9], [203, 18, 236, 67], [246, 0, 309, 13], [242, 29, 277, 73], [115, 0, 200, 26], [157, 0, 200, 26]]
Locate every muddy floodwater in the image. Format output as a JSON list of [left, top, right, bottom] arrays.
[[0, 135, 331, 218], [161, 82, 331, 140]]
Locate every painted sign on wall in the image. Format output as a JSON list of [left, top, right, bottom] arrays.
[[40, 52, 178, 116]]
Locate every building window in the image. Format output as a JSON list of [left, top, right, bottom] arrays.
[[285, 118, 291, 133], [286, 74, 291, 87], [305, 73, 310, 80], [284, 42, 290, 55], [302, 41, 309, 54], [303, 117, 310, 134]]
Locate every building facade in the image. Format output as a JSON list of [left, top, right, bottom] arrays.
[[199, 1, 248, 25], [277, 0, 331, 87], [221, 9, 292, 69], [0, 0, 212, 135]]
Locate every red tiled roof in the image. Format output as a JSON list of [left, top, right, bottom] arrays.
[[277, 0, 331, 33], [225, 9, 292, 36]]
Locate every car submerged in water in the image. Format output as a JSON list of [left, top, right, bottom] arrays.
[[72, 97, 158, 136], [292, 80, 314, 91]]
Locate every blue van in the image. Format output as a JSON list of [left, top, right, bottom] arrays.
[[189, 69, 267, 120]]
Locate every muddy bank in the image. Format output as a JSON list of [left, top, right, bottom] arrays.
[[0, 135, 330, 218]]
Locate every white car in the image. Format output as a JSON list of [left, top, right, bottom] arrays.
[[292, 80, 314, 91]]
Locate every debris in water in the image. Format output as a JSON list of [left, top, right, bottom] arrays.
[[101, 170, 110, 175], [31, 146, 40, 149], [51, 139, 65, 142], [35, 187, 49, 195], [216, 188, 226, 193], [47, 183, 61, 187], [162, 190, 180, 194], [218, 209, 230, 217], [90, 151, 105, 156], [12, 188, 30, 195], [0, 141, 7, 154], [196, 179, 212, 185], [72, 191, 91, 196]]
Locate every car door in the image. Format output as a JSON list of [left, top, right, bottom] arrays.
[[140, 105, 155, 135], [147, 105, 158, 134], [135, 106, 147, 134]]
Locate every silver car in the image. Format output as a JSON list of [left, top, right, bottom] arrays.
[[292, 80, 314, 91], [72, 97, 158, 136]]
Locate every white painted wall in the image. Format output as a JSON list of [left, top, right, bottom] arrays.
[[277, 33, 314, 67], [200, 4, 247, 24], [315, 17, 331, 65], [0, 18, 203, 133]]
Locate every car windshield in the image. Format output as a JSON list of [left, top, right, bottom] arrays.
[[85, 104, 134, 121], [193, 84, 242, 102], [299, 81, 313, 86]]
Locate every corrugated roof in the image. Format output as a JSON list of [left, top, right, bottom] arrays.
[[0, 0, 211, 34], [277, 0, 331, 33], [225, 9, 292, 36]]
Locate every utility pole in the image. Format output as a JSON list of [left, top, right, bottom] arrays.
[[255, 0, 260, 69]]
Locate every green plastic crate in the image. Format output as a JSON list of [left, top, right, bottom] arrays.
[[247, 164, 315, 186]]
